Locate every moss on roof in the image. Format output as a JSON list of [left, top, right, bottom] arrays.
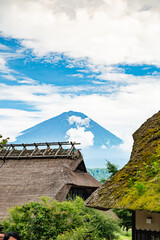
[[86, 111, 160, 212]]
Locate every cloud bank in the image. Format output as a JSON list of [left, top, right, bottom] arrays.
[[0, 0, 160, 157], [0, 0, 160, 66]]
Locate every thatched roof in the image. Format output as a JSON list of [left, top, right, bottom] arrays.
[[86, 111, 160, 212], [0, 142, 100, 220]]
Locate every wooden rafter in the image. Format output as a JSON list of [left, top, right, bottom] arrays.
[[0, 142, 80, 159]]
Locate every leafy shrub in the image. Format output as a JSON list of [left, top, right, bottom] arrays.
[[56, 226, 100, 240], [1, 196, 120, 240], [113, 209, 132, 231]]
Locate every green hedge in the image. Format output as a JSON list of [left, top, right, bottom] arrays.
[[1, 196, 120, 240]]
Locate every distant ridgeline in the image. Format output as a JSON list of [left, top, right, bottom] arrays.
[[87, 168, 110, 182]]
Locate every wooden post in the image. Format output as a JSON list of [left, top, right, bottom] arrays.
[[132, 210, 136, 240]]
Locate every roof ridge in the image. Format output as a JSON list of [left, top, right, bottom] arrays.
[[0, 141, 80, 159]]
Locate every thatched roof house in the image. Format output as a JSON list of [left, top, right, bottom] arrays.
[[0, 142, 100, 220], [86, 111, 160, 239]]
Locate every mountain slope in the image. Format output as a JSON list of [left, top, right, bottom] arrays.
[[15, 111, 128, 167], [16, 111, 122, 147], [87, 168, 110, 182]]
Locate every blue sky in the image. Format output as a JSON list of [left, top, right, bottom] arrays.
[[0, 0, 160, 155]]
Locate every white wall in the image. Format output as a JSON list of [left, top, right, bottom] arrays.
[[136, 210, 160, 231]]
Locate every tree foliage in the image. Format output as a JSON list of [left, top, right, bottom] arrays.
[[106, 160, 119, 177], [1, 196, 120, 240], [0, 135, 9, 145], [113, 209, 132, 231]]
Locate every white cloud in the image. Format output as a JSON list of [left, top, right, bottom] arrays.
[[0, 0, 160, 66], [0, 43, 9, 50], [0, 44, 33, 84], [101, 140, 111, 149], [68, 115, 90, 128], [67, 73, 83, 79], [1, 79, 160, 153], [101, 144, 107, 149], [0, 55, 9, 74], [97, 69, 160, 84], [17, 77, 38, 84], [1, 74, 17, 81], [66, 115, 93, 148], [126, 0, 160, 12], [49, 0, 105, 18], [0, 108, 41, 142], [66, 127, 94, 148]]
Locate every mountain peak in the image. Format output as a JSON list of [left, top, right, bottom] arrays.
[[15, 111, 126, 167], [61, 110, 88, 118], [16, 111, 122, 147]]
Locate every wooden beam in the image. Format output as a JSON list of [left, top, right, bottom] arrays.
[[7, 144, 15, 157], [67, 142, 75, 156], [2, 145, 12, 159], [30, 143, 38, 157], [132, 210, 136, 240], [18, 144, 27, 158], [2, 141, 80, 148], [42, 142, 50, 155], [0, 141, 80, 159], [55, 143, 62, 156]]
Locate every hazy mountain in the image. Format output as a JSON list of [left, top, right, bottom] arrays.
[[87, 168, 110, 182], [15, 111, 129, 167]]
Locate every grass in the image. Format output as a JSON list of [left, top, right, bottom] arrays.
[[116, 229, 132, 240]]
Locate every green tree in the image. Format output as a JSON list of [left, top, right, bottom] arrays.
[[0, 135, 9, 168], [113, 209, 132, 231], [99, 178, 106, 184], [106, 160, 119, 177], [99, 161, 118, 183], [0, 135, 9, 145], [1, 196, 120, 240]]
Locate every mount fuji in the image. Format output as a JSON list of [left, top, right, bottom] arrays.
[[15, 111, 129, 168]]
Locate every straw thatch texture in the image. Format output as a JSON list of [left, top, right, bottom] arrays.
[[86, 111, 160, 212], [0, 149, 100, 220]]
